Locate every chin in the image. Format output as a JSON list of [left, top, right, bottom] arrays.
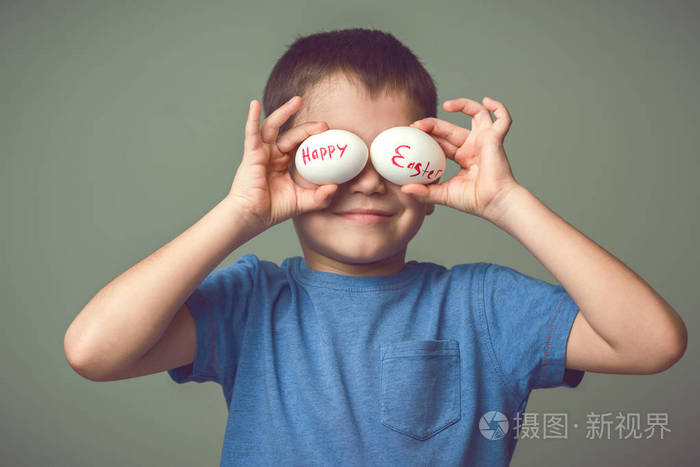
[[325, 242, 406, 265], [335, 252, 389, 265]]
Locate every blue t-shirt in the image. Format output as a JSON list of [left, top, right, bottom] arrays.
[[168, 254, 584, 466]]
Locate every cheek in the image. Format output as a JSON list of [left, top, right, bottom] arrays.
[[294, 212, 332, 238], [395, 190, 427, 215]]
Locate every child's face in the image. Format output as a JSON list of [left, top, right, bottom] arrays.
[[289, 73, 435, 276]]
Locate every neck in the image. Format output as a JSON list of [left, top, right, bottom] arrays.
[[301, 247, 408, 277]]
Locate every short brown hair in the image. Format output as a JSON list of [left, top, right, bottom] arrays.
[[262, 28, 438, 135]]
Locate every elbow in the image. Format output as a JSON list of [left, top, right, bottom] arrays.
[[646, 313, 688, 374], [65, 349, 108, 382], [64, 324, 104, 382], [64, 336, 93, 381], [66, 356, 98, 382]]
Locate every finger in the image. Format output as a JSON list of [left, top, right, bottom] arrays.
[[410, 118, 469, 149], [296, 183, 338, 212], [276, 120, 329, 154], [400, 181, 448, 206], [482, 96, 512, 135], [270, 153, 292, 171], [428, 134, 459, 160], [243, 100, 265, 160], [443, 98, 494, 129], [260, 95, 303, 144]]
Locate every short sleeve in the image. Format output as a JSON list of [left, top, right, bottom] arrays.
[[481, 263, 585, 399], [167, 254, 258, 393]]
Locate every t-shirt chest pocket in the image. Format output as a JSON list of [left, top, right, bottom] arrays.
[[380, 339, 461, 441]]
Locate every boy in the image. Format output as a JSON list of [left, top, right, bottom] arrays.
[[64, 29, 687, 466]]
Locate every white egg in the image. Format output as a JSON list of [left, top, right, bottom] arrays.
[[294, 129, 368, 184], [369, 126, 446, 185]]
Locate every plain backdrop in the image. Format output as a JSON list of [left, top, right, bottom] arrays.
[[1, 0, 697, 465]]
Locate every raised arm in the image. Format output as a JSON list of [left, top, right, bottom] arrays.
[[403, 96, 687, 375], [63, 197, 264, 381], [489, 185, 687, 374], [64, 97, 338, 381]]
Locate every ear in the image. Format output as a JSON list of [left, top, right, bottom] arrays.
[[426, 203, 435, 216]]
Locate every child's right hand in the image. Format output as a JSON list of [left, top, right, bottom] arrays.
[[226, 96, 338, 230]]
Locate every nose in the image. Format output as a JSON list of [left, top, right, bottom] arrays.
[[346, 157, 387, 195]]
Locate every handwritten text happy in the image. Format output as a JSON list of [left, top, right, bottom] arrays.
[[301, 144, 348, 165]]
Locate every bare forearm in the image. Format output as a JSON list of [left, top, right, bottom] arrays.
[[489, 185, 686, 356], [64, 196, 264, 373]]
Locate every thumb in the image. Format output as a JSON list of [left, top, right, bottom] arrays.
[[297, 184, 338, 213], [401, 183, 445, 204], [400, 183, 432, 203]]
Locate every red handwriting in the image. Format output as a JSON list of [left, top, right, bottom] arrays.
[[301, 143, 348, 165], [391, 144, 444, 180]]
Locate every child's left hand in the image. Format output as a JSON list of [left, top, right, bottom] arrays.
[[402, 97, 520, 221]]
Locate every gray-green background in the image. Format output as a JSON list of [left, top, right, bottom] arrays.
[[2, 0, 697, 465]]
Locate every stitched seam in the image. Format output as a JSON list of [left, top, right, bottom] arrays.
[[193, 293, 218, 379], [293, 276, 417, 292], [208, 308, 216, 378], [480, 263, 521, 403], [540, 295, 567, 387], [291, 258, 426, 291]]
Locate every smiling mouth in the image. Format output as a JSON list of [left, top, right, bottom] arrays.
[[334, 212, 394, 224]]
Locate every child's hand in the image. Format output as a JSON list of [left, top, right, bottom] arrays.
[[402, 97, 520, 222], [227, 97, 337, 230]]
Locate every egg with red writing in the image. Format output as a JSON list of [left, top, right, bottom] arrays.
[[369, 126, 446, 185], [294, 129, 368, 184]]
